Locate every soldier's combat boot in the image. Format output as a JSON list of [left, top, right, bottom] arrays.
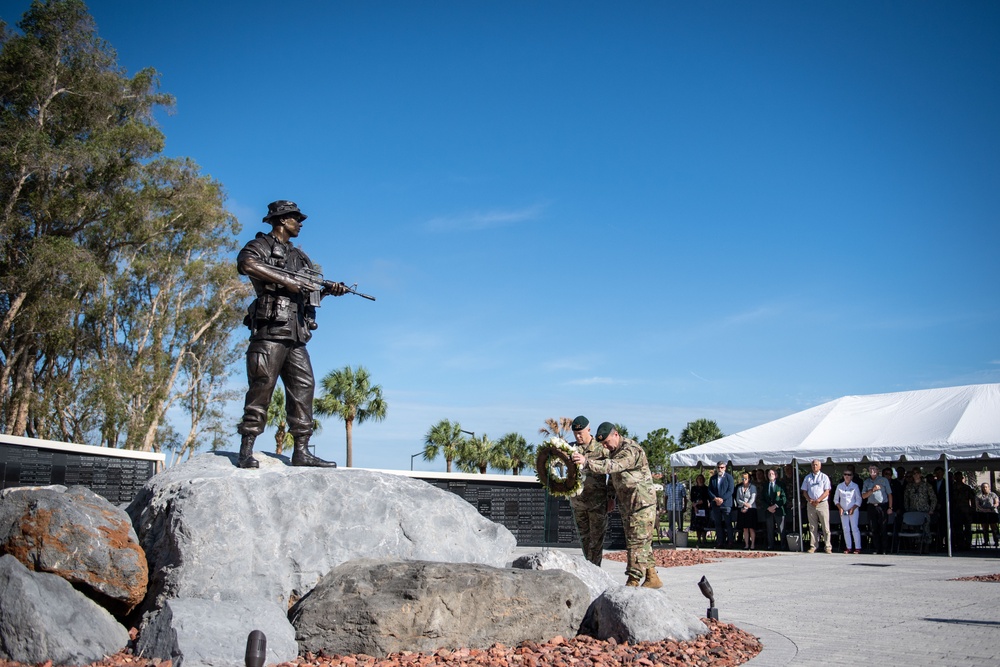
[[641, 567, 662, 589], [625, 555, 641, 586], [291, 436, 337, 468], [238, 434, 259, 469]]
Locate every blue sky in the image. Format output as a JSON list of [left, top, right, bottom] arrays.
[[5, 1, 999, 470]]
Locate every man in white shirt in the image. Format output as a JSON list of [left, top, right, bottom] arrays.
[[801, 459, 833, 553]]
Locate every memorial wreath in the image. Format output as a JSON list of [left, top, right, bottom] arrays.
[[535, 437, 583, 498]]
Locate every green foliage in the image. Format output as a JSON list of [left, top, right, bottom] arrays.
[[613, 423, 633, 440], [0, 0, 248, 452], [494, 432, 535, 475], [266, 387, 293, 455], [639, 427, 676, 477], [680, 418, 725, 449], [455, 433, 500, 474], [314, 364, 387, 467], [422, 418, 466, 473]]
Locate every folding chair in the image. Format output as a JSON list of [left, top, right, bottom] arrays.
[[828, 511, 843, 551], [895, 511, 930, 554], [857, 510, 870, 551]]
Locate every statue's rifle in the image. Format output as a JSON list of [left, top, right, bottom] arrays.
[[268, 265, 376, 307]]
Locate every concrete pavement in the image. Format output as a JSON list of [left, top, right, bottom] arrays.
[[526, 547, 1000, 666]]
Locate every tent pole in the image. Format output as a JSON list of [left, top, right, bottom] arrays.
[[794, 460, 802, 552], [944, 456, 952, 558], [669, 463, 675, 540], [672, 467, 679, 542]]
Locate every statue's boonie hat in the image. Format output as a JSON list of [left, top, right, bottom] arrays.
[[263, 200, 307, 223]]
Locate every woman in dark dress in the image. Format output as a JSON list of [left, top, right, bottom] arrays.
[[690, 474, 710, 547]]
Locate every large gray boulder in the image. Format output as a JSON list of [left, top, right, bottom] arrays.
[[510, 548, 619, 602], [0, 554, 130, 665], [290, 558, 591, 658], [583, 586, 707, 642], [135, 597, 298, 667], [0, 485, 148, 615], [127, 452, 516, 613]]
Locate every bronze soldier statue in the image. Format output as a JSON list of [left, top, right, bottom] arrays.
[[235, 200, 347, 469]]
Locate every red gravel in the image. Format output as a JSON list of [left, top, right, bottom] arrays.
[[605, 549, 778, 568], [950, 573, 1000, 582], [0, 620, 762, 667]]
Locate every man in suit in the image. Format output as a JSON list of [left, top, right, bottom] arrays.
[[763, 468, 788, 550], [707, 461, 735, 548]]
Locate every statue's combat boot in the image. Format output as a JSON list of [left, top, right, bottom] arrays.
[[641, 567, 663, 589], [291, 435, 337, 468], [238, 434, 259, 469]]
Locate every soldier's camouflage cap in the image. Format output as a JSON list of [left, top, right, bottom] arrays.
[[263, 200, 307, 223], [595, 422, 615, 442], [571, 415, 589, 431]]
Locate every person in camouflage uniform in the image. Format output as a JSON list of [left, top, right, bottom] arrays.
[[572, 422, 661, 588], [568, 415, 611, 566]]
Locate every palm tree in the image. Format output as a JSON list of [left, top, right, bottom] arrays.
[[423, 419, 467, 473], [495, 432, 535, 475], [456, 433, 500, 474], [266, 387, 293, 455], [314, 365, 387, 467], [267, 387, 323, 456], [679, 418, 724, 448], [538, 417, 573, 441]]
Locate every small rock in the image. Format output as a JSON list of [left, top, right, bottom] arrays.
[[0, 554, 129, 665]]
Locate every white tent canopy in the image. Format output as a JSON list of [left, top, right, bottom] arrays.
[[670, 383, 1000, 468]]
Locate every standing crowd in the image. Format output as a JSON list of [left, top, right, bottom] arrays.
[[680, 459, 999, 553]]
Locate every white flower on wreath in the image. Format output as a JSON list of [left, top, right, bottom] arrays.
[[535, 436, 583, 498]]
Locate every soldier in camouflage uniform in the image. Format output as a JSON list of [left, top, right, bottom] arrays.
[[568, 415, 611, 566], [572, 422, 661, 588]]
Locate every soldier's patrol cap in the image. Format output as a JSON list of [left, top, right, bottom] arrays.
[[263, 200, 307, 223], [571, 416, 589, 431], [595, 421, 615, 442]]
